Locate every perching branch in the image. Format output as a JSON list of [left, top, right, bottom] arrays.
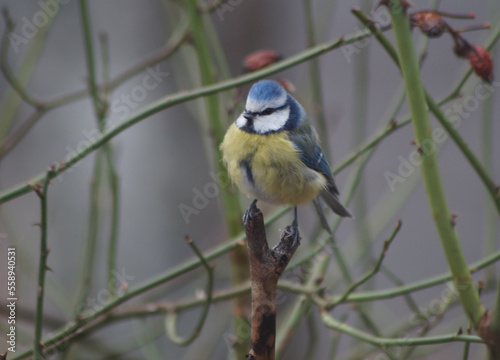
[[243, 200, 300, 360]]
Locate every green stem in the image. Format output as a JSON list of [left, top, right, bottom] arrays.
[[34, 171, 52, 359], [75, 151, 103, 315], [425, 95, 500, 214], [186, 0, 248, 357], [389, 0, 484, 328], [0, 8, 54, 145], [350, 0, 373, 305], [482, 0, 500, 287], [0, 10, 43, 108], [490, 271, 500, 340], [303, 0, 329, 155], [332, 249, 500, 303], [105, 146, 120, 298], [320, 310, 484, 346], [78, 0, 102, 119], [165, 237, 213, 345]]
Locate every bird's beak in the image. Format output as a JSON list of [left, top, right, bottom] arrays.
[[243, 113, 254, 122]]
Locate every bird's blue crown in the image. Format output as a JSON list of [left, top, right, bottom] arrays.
[[247, 80, 287, 103]]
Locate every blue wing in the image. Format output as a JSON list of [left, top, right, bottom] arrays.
[[290, 132, 353, 217], [298, 145, 333, 180], [289, 133, 340, 195]]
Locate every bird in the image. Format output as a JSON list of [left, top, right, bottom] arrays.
[[220, 79, 352, 235]]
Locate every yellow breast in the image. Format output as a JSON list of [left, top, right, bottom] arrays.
[[220, 124, 327, 206]]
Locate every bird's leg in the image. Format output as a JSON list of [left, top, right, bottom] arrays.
[[243, 199, 259, 225], [287, 206, 301, 247]]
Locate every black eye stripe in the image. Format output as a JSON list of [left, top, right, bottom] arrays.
[[257, 103, 287, 116]]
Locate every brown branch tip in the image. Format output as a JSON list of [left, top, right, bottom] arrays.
[[242, 200, 300, 360]]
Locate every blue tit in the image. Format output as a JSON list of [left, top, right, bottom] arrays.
[[220, 79, 353, 225]]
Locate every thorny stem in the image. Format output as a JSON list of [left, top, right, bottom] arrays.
[[34, 170, 52, 359], [388, 0, 485, 329]]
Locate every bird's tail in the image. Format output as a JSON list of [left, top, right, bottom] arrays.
[[319, 190, 353, 218]]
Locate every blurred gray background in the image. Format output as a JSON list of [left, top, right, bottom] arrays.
[[0, 0, 499, 359]]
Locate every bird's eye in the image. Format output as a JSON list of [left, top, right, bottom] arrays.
[[261, 108, 274, 116]]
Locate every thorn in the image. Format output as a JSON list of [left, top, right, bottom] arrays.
[[478, 280, 484, 296], [456, 327, 463, 335], [45, 265, 53, 272], [450, 212, 459, 227], [185, 235, 193, 244], [33, 185, 42, 197], [34, 222, 41, 227]]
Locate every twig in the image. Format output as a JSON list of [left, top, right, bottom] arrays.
[[44, 20, 190, 110], [415, 9, 476, 20], [332, 220, 401, 307], [320, 310, 484, 346], [325, 248, 500, 303], [75, 151, 103, 316], [303, 0, 329, 156], [0, 110, 46, 159], [243, 200, 300, 360], [165, 236, 213, 345], [79, 0, 102, 119], [0, 9, 43, 108], [34, 169, 53, 359]]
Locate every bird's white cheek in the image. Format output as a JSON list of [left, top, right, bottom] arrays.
[[236, 114, 246, 128], [253, 108, 290, 134]]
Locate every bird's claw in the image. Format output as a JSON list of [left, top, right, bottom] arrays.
[[284, 220, 301, 248], [243, 199, 259, 225]]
